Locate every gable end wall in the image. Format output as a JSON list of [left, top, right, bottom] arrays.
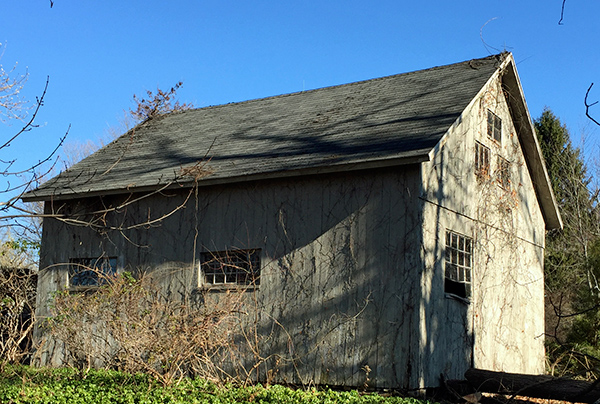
[[419, 72, 546, 387]]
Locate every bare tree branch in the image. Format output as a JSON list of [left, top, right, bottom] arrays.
[[559, 0, 567, 25], [585, 83, 600, 126], [130, 81, 193, 123], [0, 77, 69, 217], [0, 58, 28, 122], [0, 77, 49, 150]]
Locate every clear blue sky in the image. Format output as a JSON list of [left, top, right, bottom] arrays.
[[2, 1, 599, 176]]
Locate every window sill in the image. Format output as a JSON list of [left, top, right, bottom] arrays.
[[194, 284, 259, 293], [66, 286, 101, 294], [445, 293, 471, 305]]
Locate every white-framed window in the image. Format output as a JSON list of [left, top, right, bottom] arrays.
[[444, 231, 472, 300], [200, 249, 261, 286], [487, 110, 502, 143], [496, 156, 511, 189], [69, 256, 117, 287], [475, 141, 490, 179]]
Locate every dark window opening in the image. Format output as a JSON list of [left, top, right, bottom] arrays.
[[444, 231, 472, 300], [497, 156, 511, 189], [201, 249, 261, 286], [487, 110, 502, 143], [69, 256, 117, 287], [475, 141, 490, 179]]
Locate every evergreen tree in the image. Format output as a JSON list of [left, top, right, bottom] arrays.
[[535, 109, 600, 370], [535, 110, 597, 296]]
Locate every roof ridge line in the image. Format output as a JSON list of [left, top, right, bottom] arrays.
[[176, 54, 506, 114]]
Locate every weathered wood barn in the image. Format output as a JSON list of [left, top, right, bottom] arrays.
[[24, 52, 561, 390]]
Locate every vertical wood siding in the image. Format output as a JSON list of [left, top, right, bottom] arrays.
[[36, 166, 424, 389]]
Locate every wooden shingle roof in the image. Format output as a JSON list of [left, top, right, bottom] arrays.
[[25, 54, 505, 201]]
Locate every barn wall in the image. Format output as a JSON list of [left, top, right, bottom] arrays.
[[471, 74, 546, 374], [420, 71, 546, 386], [36, 166, 424, 389], [34, 71, 548, 389]]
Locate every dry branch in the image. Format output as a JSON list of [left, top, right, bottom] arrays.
[[46, 269, 257, 386], [559, 0, 567, 25], [0, 266, 37, 368], [585, 83, 600, 127]]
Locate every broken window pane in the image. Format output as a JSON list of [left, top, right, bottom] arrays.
[[201, 249, 261, 286], [69, 257, 117, 287], [444, 231, 473, 300]]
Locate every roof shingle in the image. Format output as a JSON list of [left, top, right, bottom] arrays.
[[24, 54, 504, 201]]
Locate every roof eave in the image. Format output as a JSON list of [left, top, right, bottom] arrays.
[[500, 55, 563, 230], [22, 151, 432, 202]]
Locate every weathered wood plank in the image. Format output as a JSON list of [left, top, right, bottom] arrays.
[[465, 368, 600, 403]]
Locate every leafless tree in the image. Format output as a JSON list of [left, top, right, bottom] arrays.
[[0, 107, 54, 365], [0, 44, 69, 366]]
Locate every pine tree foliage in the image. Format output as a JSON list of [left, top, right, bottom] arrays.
[[535, 110, 599, 296], [536, 109, 600, 377]]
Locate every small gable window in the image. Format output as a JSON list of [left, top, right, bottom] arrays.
[[201, 249, 261, 286], [497, 156, 511, 189], [444, 231, 472, 300], [475, 141, 490, 179], [69, 256, 117, 288], [487, 110, 502, 143]]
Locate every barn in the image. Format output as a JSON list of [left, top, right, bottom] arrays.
[[24, 52, 561, 389]]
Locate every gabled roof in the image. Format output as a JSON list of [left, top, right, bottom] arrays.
[[496, 55, 562, 230], [22, 53, 561, 229]]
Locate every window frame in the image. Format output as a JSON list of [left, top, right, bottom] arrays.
[[68, 256, 118, 289], [496, 155, 511, 189], [474, 141, 491, 179], [444, 230, 473, 301], [487, 110, 502, 143], [200, 249, 261, 288]]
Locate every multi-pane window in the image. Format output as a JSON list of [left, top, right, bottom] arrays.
[[69, 257, 117, 287], [487, 110, 502, 143], [497, 156, 511, 189], [201, 249, 261, 286], [444, 231, 473, 300], [475, 142, 490, 178]]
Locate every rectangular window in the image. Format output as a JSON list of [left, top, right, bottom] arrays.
[[475, 142, 490, 179], [497, 156, 511, 189], [201, 249, 261, 286], [444, 231, 472, 300], [69, 256, 117, 287], [487, 110, 502, 143]]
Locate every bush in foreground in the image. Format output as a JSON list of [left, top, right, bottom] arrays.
[[0, 366, 433, 404]]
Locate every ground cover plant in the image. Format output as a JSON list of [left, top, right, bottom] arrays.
[[0, 365, 433, 404]]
